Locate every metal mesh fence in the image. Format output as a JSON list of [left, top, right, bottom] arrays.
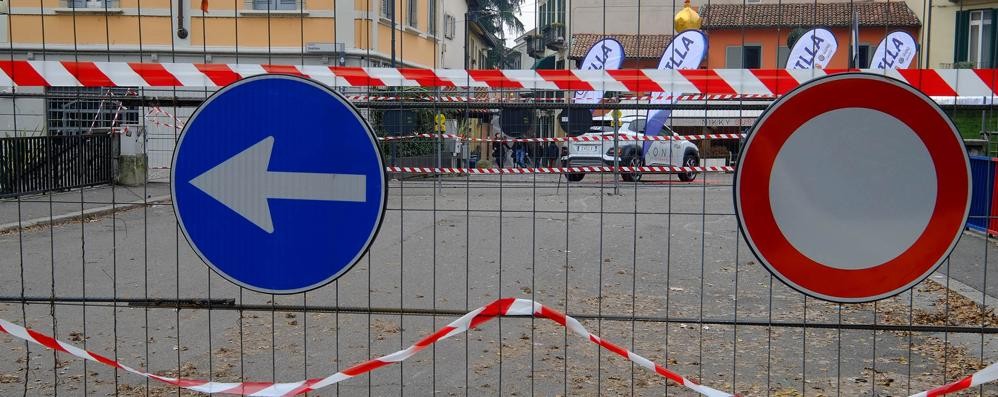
[[0, 0, 997, 395]]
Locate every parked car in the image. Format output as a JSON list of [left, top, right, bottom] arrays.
[[564, 113, 700, 182]]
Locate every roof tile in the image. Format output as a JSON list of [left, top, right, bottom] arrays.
[[700, 2, 920, 29], [569, 33, 673, 60]]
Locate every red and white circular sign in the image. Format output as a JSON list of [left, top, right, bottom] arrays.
[[735, 73, 971, 303]]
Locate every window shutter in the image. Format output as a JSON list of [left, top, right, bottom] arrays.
[[276, 0, 295, 10], [990, 9, 998, 67], [955, 10, 970, 63], [725, 47, 742, 68]]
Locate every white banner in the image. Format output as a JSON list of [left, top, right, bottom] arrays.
[[646, 30, 708, 146], [787, 28, 838, 69], [657, 29, 708, 70], [871, 31, 917, 69], [573, 38, 625, 104]]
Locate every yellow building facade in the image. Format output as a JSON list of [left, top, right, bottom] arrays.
[[0, 0, 456, 67], [905, 0, 998, 68]]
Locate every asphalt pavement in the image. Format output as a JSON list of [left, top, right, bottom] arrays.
[[0, 173, 994, 396]]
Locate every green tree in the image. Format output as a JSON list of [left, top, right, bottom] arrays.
[[471, 0, 526, 40]]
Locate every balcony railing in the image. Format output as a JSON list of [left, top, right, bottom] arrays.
[[543, 23, 565, 51], [526, 35, 546, 58]]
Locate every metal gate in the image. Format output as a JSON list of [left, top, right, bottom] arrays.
[[0, 0, 997, 395], [0, 133, 114, 197]]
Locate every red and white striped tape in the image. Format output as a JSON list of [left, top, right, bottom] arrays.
[[0, 298, 992, 397], [385, 166, 734, 174], [343, 93, 776, 102], [0, 298, 733, 397], [4, 61, 998, 97], [144, 106, 186, 130], [379, 132, 746, 142], [908, 362, 998, 397]]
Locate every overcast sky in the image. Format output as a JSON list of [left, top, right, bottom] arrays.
[[504, 0, 536, 46]]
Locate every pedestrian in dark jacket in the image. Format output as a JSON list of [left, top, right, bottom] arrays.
[[546, 142, 560, 167], [492, 134, 508, 168], [533, 143, 543, 168]]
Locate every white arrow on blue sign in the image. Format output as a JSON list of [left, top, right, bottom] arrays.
[[171, 75, 386, 294]]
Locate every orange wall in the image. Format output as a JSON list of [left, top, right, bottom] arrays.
[[376, 24, 434, 65], [9, 0, 170, 9], [703, 27, 920, 69], [10, 15, 173, 46], [355, 19, 372, 49], [191, 17, 336, 48]]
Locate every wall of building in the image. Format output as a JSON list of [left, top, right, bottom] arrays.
[[565, 0, 681, 35], [704, 27, 919, 69], [438, 0, 466, 68], [916, 0, 998, 68], [2, 0, 446, 67]]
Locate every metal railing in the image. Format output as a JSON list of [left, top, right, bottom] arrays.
[[0, 133, 115, 198]]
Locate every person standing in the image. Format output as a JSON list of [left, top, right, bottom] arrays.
[[492, 134, 508, 168], [512, 141, 525, 168], [533, 143, 543, 168], [546, 142, 560, 167]]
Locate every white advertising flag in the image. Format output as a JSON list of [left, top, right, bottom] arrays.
[[573, 38, 626, 105], [787, 28, 838, 69], [871, 31, 918, 69], [645, 29, 708, 146]]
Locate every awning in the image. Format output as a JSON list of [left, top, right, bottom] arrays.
[[532, 55, 556, 70], [667, 108, 765, 127]]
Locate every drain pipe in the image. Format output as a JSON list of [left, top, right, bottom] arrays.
[[177, 0, 189, 39]]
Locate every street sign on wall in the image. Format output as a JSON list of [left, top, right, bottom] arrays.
[[172, 75, 387, 294], [735, 73, 970, 303]]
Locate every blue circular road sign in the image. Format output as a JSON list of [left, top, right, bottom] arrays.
[[172, 75, 386, 294]]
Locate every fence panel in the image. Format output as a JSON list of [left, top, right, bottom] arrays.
[[0, 0, 997, 396]]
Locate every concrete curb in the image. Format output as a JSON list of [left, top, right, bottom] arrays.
[[941, 230, 998, 313], [930, 272, 998, 313], [0, 194, 172, 234]]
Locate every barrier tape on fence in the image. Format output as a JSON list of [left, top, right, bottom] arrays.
[[1, 298, 992, 397], [0, 298, 733, 397], [379, 133, 747, 142], [908, 362, 998, 397], [3, 61, 998, 98], [132, 114, 746, 143], [144, 106, 186, 130], [386, 166, 734, 174], [343, 93, 776, 102]]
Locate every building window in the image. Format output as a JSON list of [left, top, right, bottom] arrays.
[[67, 0, 116, 7], [539, 0, 564, 26], [47, 88, 139, 136], [444, 14, 455, 39], [539, 3, 547, 28], [957, 9, 996, 67], [252, 0, 296, 10], [407, 0, 417, 28], [381, 0, 394, 19], [970, 10, 994, 67], [725, 45, 762, 68], [428, 0, 436, 35], [857, 44, 871, 68]]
